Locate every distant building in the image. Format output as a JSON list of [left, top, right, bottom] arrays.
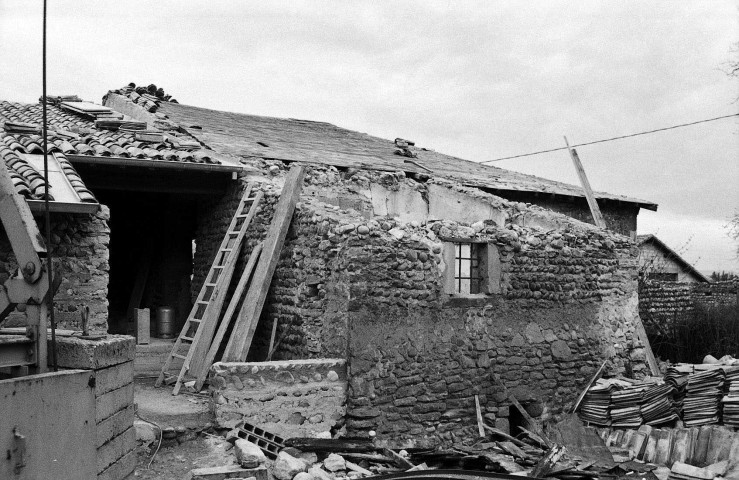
[[636, 234, 708, 283]]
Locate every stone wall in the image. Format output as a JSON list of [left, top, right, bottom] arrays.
[[341, 217, 645, 447], [193, 163, 647, 447], [193, 170, 350, 361], [639, 280, 739, 333], [209, 359, 346, 437], [0, 207, 110, 333]]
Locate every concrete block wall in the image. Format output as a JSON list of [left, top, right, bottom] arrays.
[[0, 207, 110, 334], [209, 359, 347, 437], [54, 335, 136, 480]]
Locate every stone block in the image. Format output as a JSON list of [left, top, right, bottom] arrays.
[[187, 465, 267, 480], [234, 439, 267, 468], [55, 335, 135, 370], [97, 405, 134, 448], [96, 383, 134, 424], [97, 448, 136, 480], [273, 451, 307, 480], [97, 427, 135, 474], [94, 361, 134, 396]]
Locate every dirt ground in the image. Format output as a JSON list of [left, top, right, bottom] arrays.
[[132, 434, 245, 479]]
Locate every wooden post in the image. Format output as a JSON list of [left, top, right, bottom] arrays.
[[564, 137, 606, 229], [222, 165, 306, 361]]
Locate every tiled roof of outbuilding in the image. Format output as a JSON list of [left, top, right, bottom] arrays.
[[0, 98, 227, 202]]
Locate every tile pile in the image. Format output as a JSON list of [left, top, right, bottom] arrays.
[[640, 383, 679, 425], [720, 366, 739, 426], [579, 382, 614, 426], [610, 385, 645, 428], [682, 369, 724, 427]]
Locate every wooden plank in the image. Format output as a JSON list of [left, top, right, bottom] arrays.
[[634, 315, 661, 376], [282, 437, 377, 453], [193, 242, 264, 391], [383, 448, 415, 469], [564, 137, 606, 229], [570, 360, 608, 414], [492, 374, 551, 448], [531, 445, 566, 478], [222, 165, 306, 361], [475, 394, 486, 437], [186, 233, 243, 377]]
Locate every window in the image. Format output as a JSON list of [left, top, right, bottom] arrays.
[[443, 242, 501, 295], [454, 243, 484, 294]]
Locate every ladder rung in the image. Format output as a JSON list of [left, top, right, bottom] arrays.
[[212, 266, 224, 270], [181, 336, 194, 342], [172, 353, 187, 360], [189, 318, 202, 324], [236, 214, 248, 218], [221, 248, 234, 252], [196, 300, 209, 304], [205, 282, 217, 287]]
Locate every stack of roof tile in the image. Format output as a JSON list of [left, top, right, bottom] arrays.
[[640, 382, 679, 425], [578, 381, 615, 426], [682, 369, 724, 427], [720, 366, 739, 426], [610, 385, 646, 428]]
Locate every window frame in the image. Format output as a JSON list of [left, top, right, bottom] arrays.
[[442, 240, 501, 296]]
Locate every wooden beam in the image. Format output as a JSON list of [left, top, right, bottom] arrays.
[[222, 165, 306, 361], [570, 360, 607, 414], [564, 137, 607, 229], [192, 242, 263, 391]]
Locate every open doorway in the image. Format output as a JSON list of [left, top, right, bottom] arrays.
[[97, 189, 198, 336]]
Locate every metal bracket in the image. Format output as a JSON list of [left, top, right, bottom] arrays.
[[11, 427, 27, 474]]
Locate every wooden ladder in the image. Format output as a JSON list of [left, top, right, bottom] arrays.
[[155, 184, 263, 394]]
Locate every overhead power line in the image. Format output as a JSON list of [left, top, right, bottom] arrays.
[[481, 112, 739, 163]]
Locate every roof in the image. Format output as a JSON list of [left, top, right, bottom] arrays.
[[0, 97, 242, 209], [636, 234, 709, 282], [129, 94, 657, 211]]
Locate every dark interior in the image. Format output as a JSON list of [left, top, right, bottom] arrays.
[[74, 162, 235, 337], [97, 189, 198, 336]]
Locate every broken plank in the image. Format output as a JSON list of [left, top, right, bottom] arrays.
[[497, 441, 531, 461], [570, 360, 608, 414], [222, 164, 306, 361], [492, 374, 552, 447], [383, 448, 415, 469], [482, 425, 530, 449], [345, 460, 372, 476], [337, 452, 393, 463], [530, 444, 566, 478], [475, 394, 486, 438]]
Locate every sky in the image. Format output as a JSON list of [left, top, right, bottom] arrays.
[[1, 1, 738, 274]]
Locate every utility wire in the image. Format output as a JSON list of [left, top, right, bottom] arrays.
[[482, 112, 739, 163], [41, 0, 57, 371]]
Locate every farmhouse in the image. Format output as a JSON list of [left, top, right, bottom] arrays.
[[0, 85, 658, 447]]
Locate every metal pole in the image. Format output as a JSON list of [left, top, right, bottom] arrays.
[[41, 0, 57, 371]]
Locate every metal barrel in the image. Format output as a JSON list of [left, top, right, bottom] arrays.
[[156, 306, 175, 338]]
